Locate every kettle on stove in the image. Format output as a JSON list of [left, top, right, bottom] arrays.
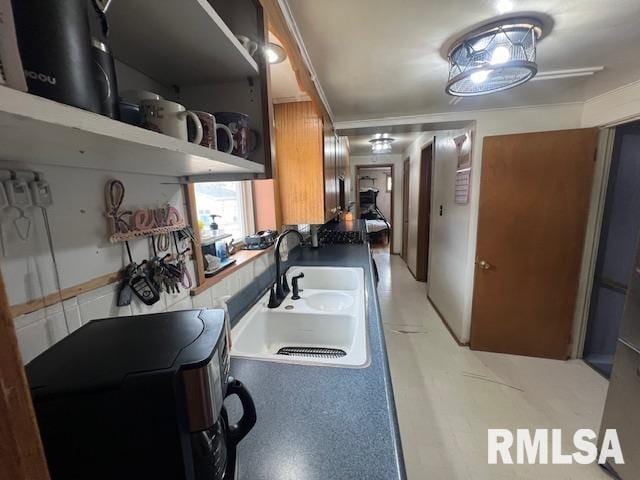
[[1, 0, 119, 117]]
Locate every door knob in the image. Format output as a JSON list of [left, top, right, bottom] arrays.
[[478, 260, 492, 270]]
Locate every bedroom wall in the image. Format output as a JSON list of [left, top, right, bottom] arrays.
[[350, 154, 403, 254]]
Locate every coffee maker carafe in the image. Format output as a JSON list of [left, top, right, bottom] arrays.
[[6, 0, 119, 117]]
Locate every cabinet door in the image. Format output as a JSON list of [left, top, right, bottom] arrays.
[[275, 102, 325, 224], [323, 127, 338, 221]]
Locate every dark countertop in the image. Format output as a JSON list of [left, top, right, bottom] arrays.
[[226, 227, 406, 480]]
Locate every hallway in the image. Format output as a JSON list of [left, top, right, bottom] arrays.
[[374, 249, 612, 480]]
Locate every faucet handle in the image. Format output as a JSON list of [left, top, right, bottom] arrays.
[[268, 285, 280, 308], [281, 273, 290, 295], [291, 273, 304, 300]]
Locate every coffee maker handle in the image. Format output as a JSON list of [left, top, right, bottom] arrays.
[[225, 377, 257, 446]]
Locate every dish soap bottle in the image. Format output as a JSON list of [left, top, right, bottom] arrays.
[[209, 214, 221, 236]]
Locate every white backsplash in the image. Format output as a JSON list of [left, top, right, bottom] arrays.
[[14, 252, 273, 364]]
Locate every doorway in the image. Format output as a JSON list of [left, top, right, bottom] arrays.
[[470, 128, 599, 359], [402, 158, 410, 261], [415, 143, 433, 282], [583, 121, 640, 377], [356, 165, 394, 251]]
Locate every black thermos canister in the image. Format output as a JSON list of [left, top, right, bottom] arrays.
[[10, 0, 119, 118], [88, 0, 119, 119]]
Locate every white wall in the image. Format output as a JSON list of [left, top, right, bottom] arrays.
[[426, 131, 472, 337], [350, 154, 403, 254], [0, 163, 273, 364], [582, 80, 640, 128]]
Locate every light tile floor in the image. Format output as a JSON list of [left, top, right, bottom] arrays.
[[374, 249, 612, 480]]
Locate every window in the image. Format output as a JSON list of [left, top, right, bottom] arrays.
[[194, 181, 254, 242], [386, 174, 392, 192]]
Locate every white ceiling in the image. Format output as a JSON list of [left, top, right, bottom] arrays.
[[284, 0, 640, 122]]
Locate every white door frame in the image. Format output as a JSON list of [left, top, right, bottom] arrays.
[[570, 127, 616, 359]]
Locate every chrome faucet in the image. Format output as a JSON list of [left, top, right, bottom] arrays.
[[268, 229, 305, 308]]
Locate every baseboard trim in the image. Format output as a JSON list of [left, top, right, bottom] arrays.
[[427, 296, 469, 347]]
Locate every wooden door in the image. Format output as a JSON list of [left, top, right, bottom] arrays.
[[402, 158, 410, 261], [470, 128, 599, 359], [415, 144, 433, 281]]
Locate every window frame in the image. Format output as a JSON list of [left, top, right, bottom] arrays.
[[185, 181, 257, 287]]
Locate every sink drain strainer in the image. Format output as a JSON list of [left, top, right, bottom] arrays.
[[276, 347, 347, 359]]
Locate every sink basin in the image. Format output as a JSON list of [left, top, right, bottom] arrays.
[[231, 266, 368, 368], [305, 292, 354, 312], [286, 266, 359, 291]]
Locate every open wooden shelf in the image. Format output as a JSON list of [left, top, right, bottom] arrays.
[[0, 86, 264, 177], [108, 0, 259, 86]]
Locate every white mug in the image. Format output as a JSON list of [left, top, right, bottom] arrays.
[[140, 99, 203, 144], [235, 35, 259, 57]]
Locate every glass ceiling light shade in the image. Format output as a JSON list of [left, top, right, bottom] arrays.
[[446, 17, 543, 96], [369, 136, 395, 154], [265, 43, 287, 64]]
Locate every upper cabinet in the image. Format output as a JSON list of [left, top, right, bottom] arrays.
[[274, 101, 325, 224], [273, 101, 349, 225], [0, 0, 273, 180]]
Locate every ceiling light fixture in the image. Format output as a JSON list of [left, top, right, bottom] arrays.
[[445, 17, 543, 96], [370, 135, 395, 154], [265, 43, 287, 64]]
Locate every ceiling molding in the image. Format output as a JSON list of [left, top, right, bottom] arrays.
[[334, 101, 584, 131], [531, 66, 605, 82], [278, 0, 335, 123]]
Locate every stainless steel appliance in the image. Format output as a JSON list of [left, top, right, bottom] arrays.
[[598, 235, 640, 478], [2, 0, 119, 117], [26, 310, 256, 480], [244, 230, 277, 250]]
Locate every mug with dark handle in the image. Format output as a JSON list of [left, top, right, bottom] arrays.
[[225, 376, 257, 446], [246, 129, 261, 157], [216, 124, 234, 154]]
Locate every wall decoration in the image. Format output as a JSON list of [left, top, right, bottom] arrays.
[[454, 133, 472, 205], [105, 179, 186, 243]]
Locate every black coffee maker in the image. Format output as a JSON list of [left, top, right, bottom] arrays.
[[26, 310, 256, 480], [8, 0, 119, 117]]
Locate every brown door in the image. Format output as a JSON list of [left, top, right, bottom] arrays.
[[415, 144, 433, 281], [470, 128, 599, 359], [402, 158, 410, 261]]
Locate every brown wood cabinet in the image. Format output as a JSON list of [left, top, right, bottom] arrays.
[[274, 101, 349, 225]]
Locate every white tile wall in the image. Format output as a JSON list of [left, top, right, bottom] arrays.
[[14, 253, 274, 364]]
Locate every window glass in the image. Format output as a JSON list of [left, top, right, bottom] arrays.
[[194, 181, 254, 241]]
